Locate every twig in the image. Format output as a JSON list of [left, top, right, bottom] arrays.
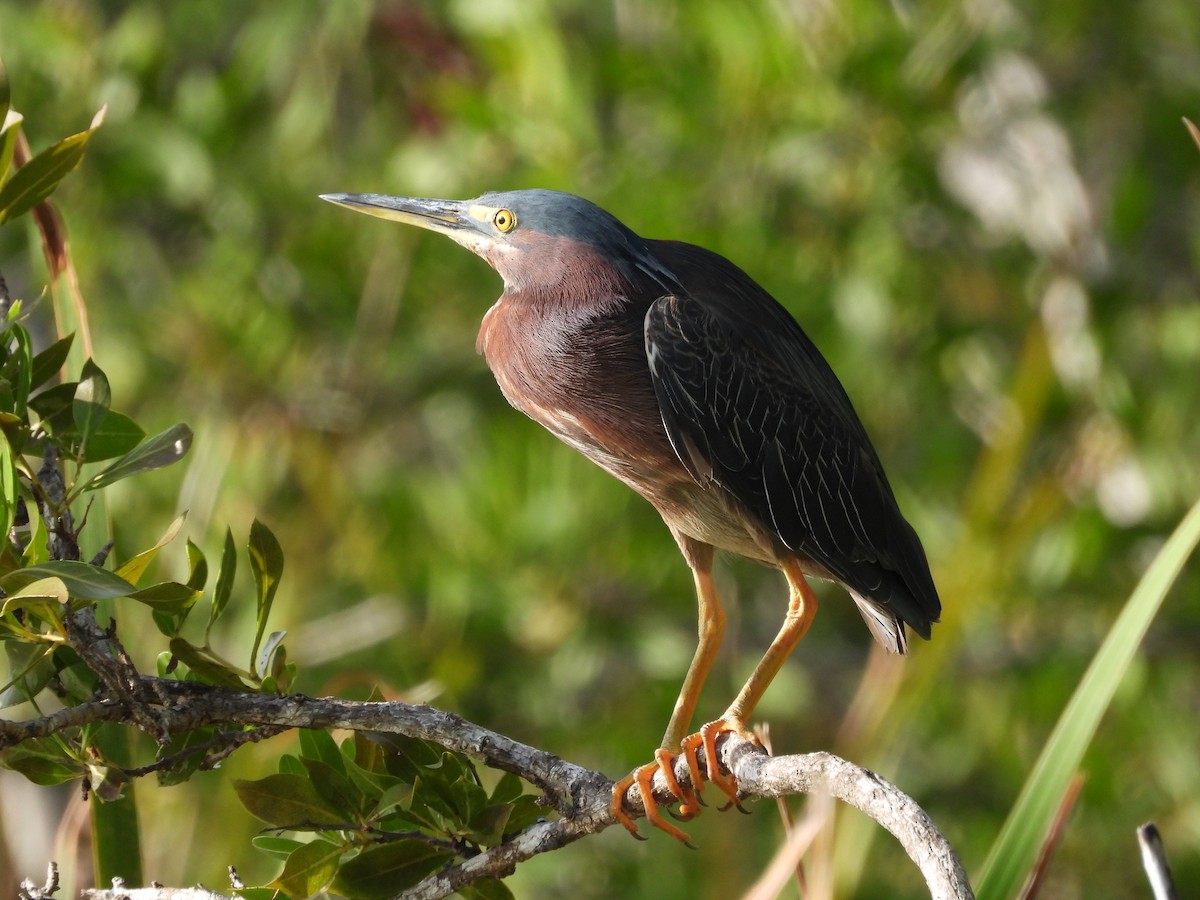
[[18, 861, 60, 900], [0, 696, 125, 745], [60, 608, 169, 743], [28, 449, 168, 740], [1138, 822, 1179, 900], [82, 882, 230, 900], [1185, 118, 1200, 155], [118, 725, 288, 779], [37, 446, 79, 563]]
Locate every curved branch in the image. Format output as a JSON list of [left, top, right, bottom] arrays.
[[4, 683, 973, 899], [726, 742, 974, 900]]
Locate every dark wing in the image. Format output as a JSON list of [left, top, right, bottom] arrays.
[[644, 241, 940, 650]]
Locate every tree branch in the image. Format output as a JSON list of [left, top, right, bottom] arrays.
[[83, 883, 232, 900], [5, 680, 974, 899], [727, 743, 974, 900]]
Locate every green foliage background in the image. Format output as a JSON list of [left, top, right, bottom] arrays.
[[1, 1, 1198, 897]]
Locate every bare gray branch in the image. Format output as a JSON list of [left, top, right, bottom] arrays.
[[5, 682, 972, 899]]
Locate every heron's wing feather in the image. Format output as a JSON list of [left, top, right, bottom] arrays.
[[643, 240, 939, 640], [646, 292, 878, 563]]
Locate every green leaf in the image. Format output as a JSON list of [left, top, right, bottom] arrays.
[[300, 757, 364, 820], [73, 359, 111, 449], [417, 751, 484, 824], [154, 726, 218, 787], [0, 97, 20, 192], [408, 774, 468, 828], [351, 729, 386, 774], [0, 575, 68, 617], [0, 108, 20, 189], [0, 56, 11, 153], [0, 641, 55, 708], [376, 732, 443, 777], [115, 512, 187, 585], [28, 333, 74, 392], [250, 835, 306, 860], [465, 803, 514, 846], [87, 761, 130, 803], [270, 650, 294, 693], [1, 736, 82, 786], [78, 412, 146, 463], [185, 539, 208, 591], [152, 609, 181, 638], [489, 772, 525, 805], [255, 629, 286, 681], [27, 383, 144, 460], [0, 105, 106, 225], [21, 500, 48, 566], [234, 773, 344, 828], [126, 581, 202, 613], [0, 430, 16, 541], [78, 422, 192, 492], [343, 736, 399, 798], [501, 793, 542, 835], [51, 655, 99, 705], [330, 841, 454, 900], [273, 839, 343, 900], [27, 381, 76, 433], [167, 637, 247, 689], [1, 561, 135, 600], [0, 322, 33, 417], [0, 409, 25, 443], [459, 878, 516, 900], [976, 495, 1200, 900], [370, 782, 415, 820], [208, 527, 237, 632], [298, 728, 346, 774], [248, 519, 284, 672]]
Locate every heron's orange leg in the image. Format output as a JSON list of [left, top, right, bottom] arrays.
[[723, 559, 818, 725], [612, 555, 818, 841], [683, 560, 820, 810], [612, 544, 723, 842]]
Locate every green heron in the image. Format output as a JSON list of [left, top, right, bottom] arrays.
[[322, 189, 940, 842]]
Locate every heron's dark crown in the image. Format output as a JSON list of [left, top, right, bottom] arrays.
[[474, 189, 631, 244], [477, 189, 679, 292]]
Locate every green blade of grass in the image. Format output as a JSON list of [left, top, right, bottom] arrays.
[[976, 495, 1200, 900], [90, 724, 144, 887]]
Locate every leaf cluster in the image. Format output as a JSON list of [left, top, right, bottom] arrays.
[[1, 61, 544, 899], [0, 56, 291, 814], [235, 727, 538, 899], [0, 58, 104, 230]]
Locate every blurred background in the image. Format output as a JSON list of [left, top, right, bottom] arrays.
[[1, 1, 1198, 897]]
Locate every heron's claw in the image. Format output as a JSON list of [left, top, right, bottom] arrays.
[[611, 719, 754, 843]]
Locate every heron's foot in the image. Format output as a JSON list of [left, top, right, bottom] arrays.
[[612, 748, 702, 845], [611, 720, 755, 842], [679, 717, 753, 814]]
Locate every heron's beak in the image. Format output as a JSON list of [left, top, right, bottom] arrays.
[[319, 193, 479, 239]]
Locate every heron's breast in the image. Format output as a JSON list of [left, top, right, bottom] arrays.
[[479, 297, 678, 483], [477, 295, 785, 564]]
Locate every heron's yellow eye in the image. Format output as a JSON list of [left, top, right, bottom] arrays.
[[493, 208, 516, 233]]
